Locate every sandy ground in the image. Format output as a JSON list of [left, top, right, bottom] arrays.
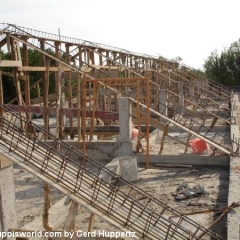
[[13, 145, 229, 239], [13, 163, 65, 228]]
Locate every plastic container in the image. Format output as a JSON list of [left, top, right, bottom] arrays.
[[131, 128, 139, 140], [189, 138, 207, 154]]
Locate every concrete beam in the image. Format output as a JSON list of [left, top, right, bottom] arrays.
[[227, 157, 240, 240], [137, 153, 229, 167], [227, 93, 240, 240]]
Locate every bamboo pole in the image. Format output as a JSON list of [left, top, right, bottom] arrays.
[[42, 183, 53, 231], [88, 213, 95, 232], [55, 42, 63, 141], [0, 71, 3, 116], [82, 74, 87, 165], [66, 44, 74, 139], [23, 38, 30, 107], [77, 73, 81, 141]]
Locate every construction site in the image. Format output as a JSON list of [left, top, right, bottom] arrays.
[[0, 23, 240, 240]]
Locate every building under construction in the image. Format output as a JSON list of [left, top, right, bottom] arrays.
[[0, 23, 239, 240]]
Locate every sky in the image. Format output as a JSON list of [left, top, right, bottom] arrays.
[[1, 0, 240, 70]]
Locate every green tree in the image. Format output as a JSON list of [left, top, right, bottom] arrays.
[[1, 50, 15, 102], [174, 56, 183, 62], [1, 47, 56, 103], [204, 39, 240, 85]]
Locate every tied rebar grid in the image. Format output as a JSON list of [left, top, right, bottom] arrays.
[[0, 104, 224, 240]]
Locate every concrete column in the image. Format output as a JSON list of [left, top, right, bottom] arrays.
[[189, 82, 195, 100], [0, 155, 17, 234], [159, 89, 168, 122], [197, 81, 202, 93], [205, 79, 209, 91], [118, 97, 133, 156], [178, 83, 184, 113], [118, 98, 138, 182]]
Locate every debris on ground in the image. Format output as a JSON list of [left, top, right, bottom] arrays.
[[173, 182, 207, 200]]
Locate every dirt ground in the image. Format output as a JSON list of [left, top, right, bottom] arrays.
[[13, 163, 64, 228], [14, 148, 229, 239]]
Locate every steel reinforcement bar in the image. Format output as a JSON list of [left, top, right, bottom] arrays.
[[0, 104, 223, 240]]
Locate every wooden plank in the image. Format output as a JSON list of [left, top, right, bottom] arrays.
[[0, 60, 22, 67], [90, 64, 119, 70], [155, 164, 193, 168], [0, 71, 3, 115], [88, 213, 95, 232], [66, 44, 74, 139], [2, 71, 26, 80], [159, 125, 169, 154], [210, 116, 218, 129], [77, 73, 81, 141], [11, 39, 23, 108], [4, 104, 119, 120], [31, 93, 56, 104], [23, 42, 30, 106], [43, 58, 50, 139], [17, 66, 72, 72], [132, 108, 166, 131], [55, 41, 63, 140], [0, 37, 7, 49]]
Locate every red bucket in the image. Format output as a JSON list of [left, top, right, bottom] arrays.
[[189, 138, 207, 154]]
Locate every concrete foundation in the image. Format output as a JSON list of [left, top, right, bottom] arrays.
[[137, 153, 229, 166], [119, 156, 138, 182], [0, 155, 17, 236]]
